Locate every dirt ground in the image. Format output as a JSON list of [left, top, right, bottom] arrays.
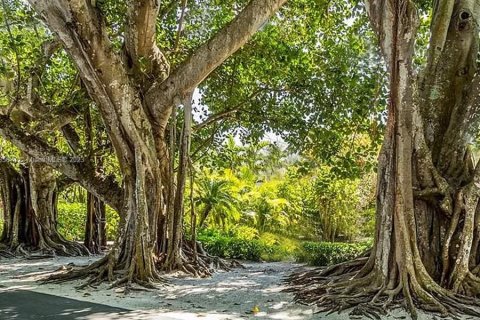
[[0, 256, 441, 319]]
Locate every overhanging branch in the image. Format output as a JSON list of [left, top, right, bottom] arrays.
[[146, 0, 287, 126], [28, 0, 141, 171], [0, 115, 123, 212], [27, 0, 136, 156]]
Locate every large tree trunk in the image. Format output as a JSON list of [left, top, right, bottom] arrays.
[[288, 0, 480, 318], [0, 161, 88, 256]]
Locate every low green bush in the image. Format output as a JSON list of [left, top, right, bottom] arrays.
[[197, 229, 261, 260], [197, 229, 299, 261], [258, 232, 299, 261], [295, 240, 371, 266], [57, 202, 86, 241], [229, 226, 259, 241], [195, 229, 372, 264]]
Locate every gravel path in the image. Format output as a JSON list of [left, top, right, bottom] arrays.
[[0, 256, 426, 319]]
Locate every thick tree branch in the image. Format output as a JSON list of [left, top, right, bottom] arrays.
[[28, 0, 136, 167], [146, 0, 287, 128], [365, 0, 417, 69], [0, 115, 123, 212], [426, 0, 455, 68], [124, 0, 169, 86], [125, 0, 159, 59], [27, 0, 130, 108]]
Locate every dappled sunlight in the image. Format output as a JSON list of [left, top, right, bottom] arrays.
[[150, 262, 316, 319], [0, 257, 318, 319]]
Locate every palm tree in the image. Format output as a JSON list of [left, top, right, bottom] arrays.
[[195, 178, 239, 230]]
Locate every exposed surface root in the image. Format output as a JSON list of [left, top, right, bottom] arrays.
[[43, 241, 240, 290], [161, 241, 239, 277], [0, 249, 15, 258], [43, 252, 168, 291], [0, 239, 89, 258], [285, 258, 480, 319]]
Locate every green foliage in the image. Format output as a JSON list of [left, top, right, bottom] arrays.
[[197, 228, 372, 265], [229, 225, 258, 241], [57, 200, 118, 242], [0, 0, 49, 107], [295, 240, 372, 266], [197, 228, 298, 262], [192, 138, 376, 242], [258, 232, 299, 261], [105, 205, 119, 240], [198, 229, 264, 261], [195, 175, 239, 230], [57, 202, 86, 241], [197, 0, 386, 179]]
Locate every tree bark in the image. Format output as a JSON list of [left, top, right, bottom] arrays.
[[0, 161, 27, 250], [0, 115, 123, 212]]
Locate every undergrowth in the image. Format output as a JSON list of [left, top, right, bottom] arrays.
[[197, 227, 372, 265]]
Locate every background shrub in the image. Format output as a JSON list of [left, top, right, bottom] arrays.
[[57, 202, 86, 241], [295, 240, 371, 266], [57, 200, 119, 242], [197, 228, 299, 261], [105, 206, 119, 240], [198, 230, 264, 260]]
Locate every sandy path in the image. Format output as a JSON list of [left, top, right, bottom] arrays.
[[0, 256, 426, 319]]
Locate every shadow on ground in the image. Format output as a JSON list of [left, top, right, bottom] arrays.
[[2, 258, 391, 319], [0, 290, 165, 320]]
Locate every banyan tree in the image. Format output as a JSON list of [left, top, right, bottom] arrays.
[[289, 0, 480, 318], [0, 0, 286, 286]]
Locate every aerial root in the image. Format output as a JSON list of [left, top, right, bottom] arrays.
[[45, 255, 108, 284], [35, 239, 241, 293]]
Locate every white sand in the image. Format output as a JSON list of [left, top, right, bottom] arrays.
[[0, 256, 442, 319]]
